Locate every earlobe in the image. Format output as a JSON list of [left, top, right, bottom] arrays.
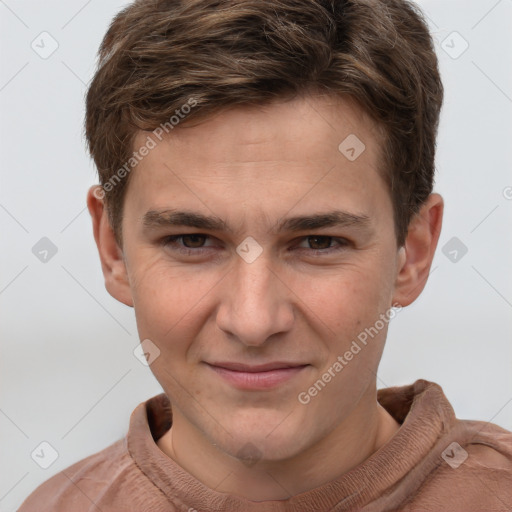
[[87, 185, 134, 307], [392, 193, 444, 307]]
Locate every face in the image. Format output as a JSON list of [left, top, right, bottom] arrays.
[[104, 94, 410, 461]]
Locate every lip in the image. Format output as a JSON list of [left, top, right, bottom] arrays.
[[205, 362, 309, 390]]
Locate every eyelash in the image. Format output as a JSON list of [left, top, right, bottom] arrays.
[[160, 234, 350, 256]]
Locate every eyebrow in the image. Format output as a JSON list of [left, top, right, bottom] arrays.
[[142, 209, 372, 235]]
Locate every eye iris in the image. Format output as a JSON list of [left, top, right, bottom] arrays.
[[183, 234, 206, 248], [309, 236, 331, 250]]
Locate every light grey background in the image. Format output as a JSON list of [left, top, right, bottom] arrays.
[[1, 0, 511, 510]]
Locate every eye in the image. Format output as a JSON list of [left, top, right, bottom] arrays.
[[160, 234, 350, 257], [161, 234, 215, 254], [295, 235, 350, 253]]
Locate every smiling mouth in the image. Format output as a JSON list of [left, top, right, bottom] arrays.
[[205, 362, 310, 390]]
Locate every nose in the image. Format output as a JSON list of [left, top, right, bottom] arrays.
[[215, 252, 295, 347]]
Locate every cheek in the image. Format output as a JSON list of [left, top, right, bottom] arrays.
[[289, 259, 389, 331], [129, 257, 218, 349], [128, 241, 396, 355]]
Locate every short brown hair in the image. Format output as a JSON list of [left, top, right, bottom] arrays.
[[85, 0, 443, 248]]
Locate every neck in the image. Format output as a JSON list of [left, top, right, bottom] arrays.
[[157, 385, 400, 501]]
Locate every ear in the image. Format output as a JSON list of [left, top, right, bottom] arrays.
[[87, 185, 133, 307], [392, 193, 444, 307]]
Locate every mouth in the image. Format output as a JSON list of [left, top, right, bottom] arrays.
[[205, 361, 310, 390]]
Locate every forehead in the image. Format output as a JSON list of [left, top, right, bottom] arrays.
[[124, 93, 390, 224], [135, 93, 383, 166]]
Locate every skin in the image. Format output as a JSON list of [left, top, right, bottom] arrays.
[[87, 93, 443, 501]]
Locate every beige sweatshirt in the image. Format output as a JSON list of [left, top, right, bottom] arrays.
[[18, 379, 512, 511]]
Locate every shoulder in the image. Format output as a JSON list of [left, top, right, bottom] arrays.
[[413, 419, 512, 510], [17, 438, 163, 512], [459, 418, 512, 482], [455, 418, 512, 474]]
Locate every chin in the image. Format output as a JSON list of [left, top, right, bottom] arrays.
[[212, 410, 313, 464], [223, 435, 302, 465]]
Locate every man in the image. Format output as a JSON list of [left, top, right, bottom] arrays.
[[19, 0, 512, 510]]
